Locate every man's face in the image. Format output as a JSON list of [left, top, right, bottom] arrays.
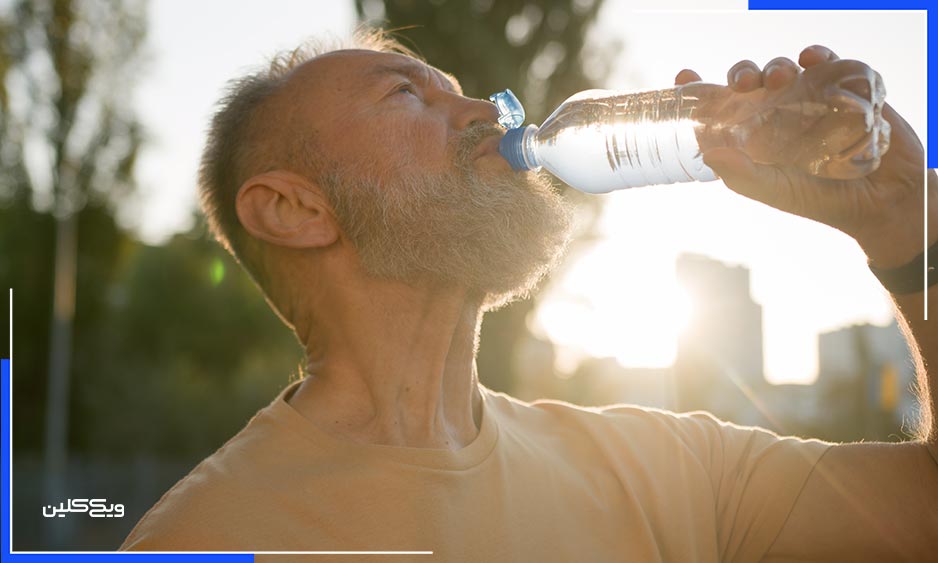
[[285, 50, 572, 309], [293, 50, 505, 178]]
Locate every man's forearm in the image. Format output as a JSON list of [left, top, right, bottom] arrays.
[[893, 288, 937, 441], [888, 169, 938, 443], [857, 170, 938, 443]]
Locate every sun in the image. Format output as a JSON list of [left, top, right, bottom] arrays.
[[533, 241, 694, 371]]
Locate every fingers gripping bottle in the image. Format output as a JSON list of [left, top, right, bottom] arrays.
[[493, 59, 890, 194]]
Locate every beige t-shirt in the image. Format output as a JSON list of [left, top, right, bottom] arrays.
[[121, 380, 831, 562]]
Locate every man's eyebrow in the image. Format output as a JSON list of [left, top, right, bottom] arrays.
[[362, 63, 426, 83], [362, 62, 461, 94]]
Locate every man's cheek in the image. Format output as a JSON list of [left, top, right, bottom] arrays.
[[351, 121, 448, 174], [401, 121, 449, 164]]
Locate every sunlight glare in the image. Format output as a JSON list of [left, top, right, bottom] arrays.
[[534, 240, 695, 370]]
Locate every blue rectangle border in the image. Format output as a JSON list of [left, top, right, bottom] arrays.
[[749, 0, 933, 166], [2, 2, 932, 560], [2, 361, 252, 561]]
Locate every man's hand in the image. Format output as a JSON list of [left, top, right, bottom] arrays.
[[675, 44, 935, 268], [679, 46, 938, 561]]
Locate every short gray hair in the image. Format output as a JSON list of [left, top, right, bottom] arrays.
[[197, 27, 421, 289]]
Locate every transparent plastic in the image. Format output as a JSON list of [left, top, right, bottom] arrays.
[[497, 59, 890, 194], [489, 89, 525, 129]]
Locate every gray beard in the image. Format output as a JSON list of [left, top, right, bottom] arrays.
[[320, 124, 574, 311]]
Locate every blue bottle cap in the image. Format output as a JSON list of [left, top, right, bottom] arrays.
[[489, 89, 525, 129], [499, 126, 532, 171]]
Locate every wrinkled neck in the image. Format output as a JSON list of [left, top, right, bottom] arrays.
[[289, 276, 484, 450]]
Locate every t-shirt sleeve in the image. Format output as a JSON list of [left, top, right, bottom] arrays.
[[683, 411, 833, 563]]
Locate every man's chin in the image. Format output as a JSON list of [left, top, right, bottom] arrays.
[[461, 155, 516, 182], [469, 166, 549, 197], [329, 155, 572, 312], [474, 152, 514, 171]]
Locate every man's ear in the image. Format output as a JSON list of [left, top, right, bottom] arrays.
[[236, 170, 339, 249]]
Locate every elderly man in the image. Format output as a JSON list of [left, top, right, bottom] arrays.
[[122, 30, 937, 561]]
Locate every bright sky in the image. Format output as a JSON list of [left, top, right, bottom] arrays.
[[131, 1, 926, 385]]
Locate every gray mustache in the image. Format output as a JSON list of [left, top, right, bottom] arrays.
[[454, 122, 504, 164]]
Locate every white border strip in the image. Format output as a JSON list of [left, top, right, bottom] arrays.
[[925, 11, 930, 320], [633, 8, 748, 13]]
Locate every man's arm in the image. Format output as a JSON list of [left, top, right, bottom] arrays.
[[765, 272, 938, 562], [892, 241, 938, 446], [678, 46, 938, 560], [856, 168, 938, 444], [763, 441, 938, 561], [763, 171, 938, 562]]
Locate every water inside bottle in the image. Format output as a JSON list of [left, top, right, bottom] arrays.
[[693, 60, 890, 180], [533, 89, 718, 193], [497, 59, 889, 194], [794, 62, 890, 179]]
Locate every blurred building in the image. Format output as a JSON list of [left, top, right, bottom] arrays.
[[674, 253, 767, 426], [816, 321, 920, 441], [515, 253, 922, 442], [757, 383, 819, 434], [570, 357, 676, 411], [511, 333, 563, 402], [510, 335, 676, 410], [612, 366, 676, 411]]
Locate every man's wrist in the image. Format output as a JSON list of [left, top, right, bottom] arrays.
[[868, 240, 938, 294], [857, 169, 938, 269]]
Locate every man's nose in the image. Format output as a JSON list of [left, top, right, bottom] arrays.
[[449, 94, 500, 130]]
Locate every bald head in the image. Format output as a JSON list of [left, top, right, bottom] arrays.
[[200, 29, 571, 328], [197, 31, 424, 290], [264, 49, 465, 181]]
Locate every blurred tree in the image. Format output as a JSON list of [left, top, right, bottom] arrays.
[[2, 0, 147, 545], [356, 0, 616, 394], [2, 0, 302, 461], [74, 222, 301, 458]]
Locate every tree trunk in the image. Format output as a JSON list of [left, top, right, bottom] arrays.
[[42, 211, 77, 547]]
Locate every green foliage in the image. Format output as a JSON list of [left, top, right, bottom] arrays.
[[0, 197, 56, 448], [0, 196, 302, 457], [1, 0, 302, 460], [3, 0, 146, 213], [358, 0, 614, 122], [73, 226, 302, 457], [356, 0, 613, 394]]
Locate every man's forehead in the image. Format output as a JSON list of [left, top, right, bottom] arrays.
[[292, 49, 462, 95]]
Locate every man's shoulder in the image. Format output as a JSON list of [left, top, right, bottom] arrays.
[[121, 394, 305, 550], [121, 442, 255, 549], [484, 385, 719, 438]]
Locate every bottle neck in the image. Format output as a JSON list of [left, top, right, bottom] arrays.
[[519, 124, 541, 170]]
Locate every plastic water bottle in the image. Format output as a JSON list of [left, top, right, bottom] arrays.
[[494, 59, 890, 194]]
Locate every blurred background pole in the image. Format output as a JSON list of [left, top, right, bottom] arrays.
[[43, 211, 77, 547], [42, 0, 82, 544]]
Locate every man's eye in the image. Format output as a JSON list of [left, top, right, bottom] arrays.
[[395, 83, 418, 97]]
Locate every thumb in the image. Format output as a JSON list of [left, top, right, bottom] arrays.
[[702, 147, 759, 187], [702, 147, 792, 210]]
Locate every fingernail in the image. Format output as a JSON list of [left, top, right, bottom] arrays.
[[732, 67, 753, 84], [810, 45, 834, 60]]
